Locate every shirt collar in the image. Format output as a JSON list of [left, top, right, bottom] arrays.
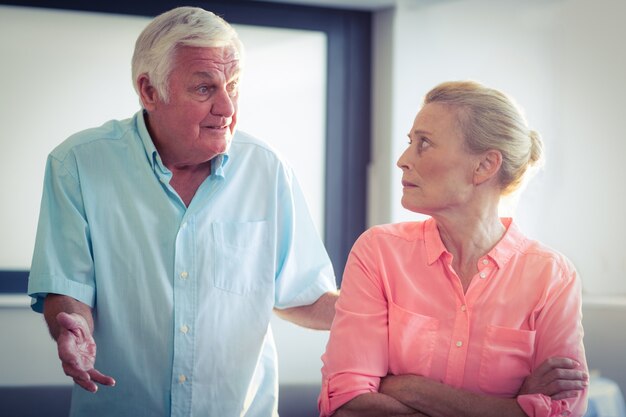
[[423, 216, 527, 268], [487, 217, 527, 268], [134, 110, 230, 180], [424, 217, 447, 265]]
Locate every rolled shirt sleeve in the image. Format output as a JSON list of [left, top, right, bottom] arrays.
[[518, 394, 576, 417], [517, 259, 588, 417], [319, 231, 387, 416]]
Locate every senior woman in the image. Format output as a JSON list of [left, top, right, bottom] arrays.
[[319, 81, 588, 417]]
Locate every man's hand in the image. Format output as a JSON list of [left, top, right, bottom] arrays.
[[55, 312, 116, 393], [518, 357, 588, 400]]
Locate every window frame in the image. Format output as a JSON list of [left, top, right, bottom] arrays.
[[0, 0, 371, 290]]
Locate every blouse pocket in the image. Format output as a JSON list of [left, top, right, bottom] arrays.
[[388, 302, 439, 376], [478, 325, 536, 396], [212, 221, 272, 295]]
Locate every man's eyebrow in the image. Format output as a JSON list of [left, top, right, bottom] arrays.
[[191, 70, 241, 81], [191, 71, 215, 79], [411, 129, 432, 136]]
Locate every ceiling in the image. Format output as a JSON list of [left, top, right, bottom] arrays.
[[252, 0, 398, 11]]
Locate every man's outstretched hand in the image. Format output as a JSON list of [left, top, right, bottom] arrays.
[[55, 312, 116, 393]]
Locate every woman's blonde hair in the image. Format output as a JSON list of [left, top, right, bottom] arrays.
[[131, 6, 243, 103], [424, 80, 543, 195]]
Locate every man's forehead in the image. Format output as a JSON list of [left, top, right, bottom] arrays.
[[177, 45, 240, 61]]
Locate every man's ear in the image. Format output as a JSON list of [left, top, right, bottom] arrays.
[[473, 149, 502, 186], [137, 75, 159, 111]]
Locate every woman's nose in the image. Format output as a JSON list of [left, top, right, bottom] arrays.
[[397, 148, 409, 170]]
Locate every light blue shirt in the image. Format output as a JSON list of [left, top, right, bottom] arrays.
[[28, 111, 336, 416]]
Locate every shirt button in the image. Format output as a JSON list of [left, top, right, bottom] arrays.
[[178, 374, 187, 384], [460, 305, 467, 312], [482, 259, 489, 265], [180, 325, 189, 334], [456, 341, 463, 347], [479, 272, 487, 279], [180, 271, 189, 279]]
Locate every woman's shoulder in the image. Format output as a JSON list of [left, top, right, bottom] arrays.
[[360, 220, 428, 243], [513, 230, 578, 281], [528, 238, 575, 262]]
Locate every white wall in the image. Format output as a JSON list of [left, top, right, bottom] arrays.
[[370, 0, 626, 296], [369, 0, 626, 395]]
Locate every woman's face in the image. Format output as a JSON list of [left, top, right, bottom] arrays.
[[396, 102, 481, 216]]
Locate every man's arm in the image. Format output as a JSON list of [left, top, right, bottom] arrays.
[[44, 294, 94, 339], [44, 294, 115, 392], [274, 291, 338, 330]]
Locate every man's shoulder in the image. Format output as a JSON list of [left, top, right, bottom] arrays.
[[51, 116, 136, 159], [231, 130, 283, 161]]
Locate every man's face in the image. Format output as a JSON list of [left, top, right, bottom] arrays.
[[143, 46, 241, 167]]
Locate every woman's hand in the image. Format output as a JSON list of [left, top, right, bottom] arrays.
[[518, 357, 588, 400]]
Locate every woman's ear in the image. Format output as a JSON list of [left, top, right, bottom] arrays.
[[137, 75, 159, 111], [474, 149, 502, 186]]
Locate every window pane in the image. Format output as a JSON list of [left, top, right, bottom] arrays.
[[0, 6, 326, 268]]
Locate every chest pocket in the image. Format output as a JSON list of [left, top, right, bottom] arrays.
[[212, 221, 272, 295], [478, 325, 535, 396], [388, 302, 439, 376]]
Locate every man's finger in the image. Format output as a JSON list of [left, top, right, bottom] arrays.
[[74, 377, 98, 393], [62, 362, 91, 382], [88, 368, 116, 387]]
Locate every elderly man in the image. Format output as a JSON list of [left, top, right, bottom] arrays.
[[28, 7, 337, 416]]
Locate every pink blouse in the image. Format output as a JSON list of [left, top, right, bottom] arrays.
[[319, 218, 587, 417]]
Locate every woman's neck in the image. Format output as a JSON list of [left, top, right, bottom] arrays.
[[433, 203, 505, 290]]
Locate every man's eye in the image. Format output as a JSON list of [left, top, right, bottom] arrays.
[[197, 86, 209, 94]]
